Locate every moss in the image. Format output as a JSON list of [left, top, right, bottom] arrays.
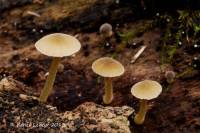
[[176, 67, 195, 78], [155, 11, 200, 74], [117, 21, 153, 45]]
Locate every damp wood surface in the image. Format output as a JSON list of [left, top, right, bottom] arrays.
[[0, 0, 199, 133]]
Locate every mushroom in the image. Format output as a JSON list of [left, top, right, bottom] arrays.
[[99, 23, 113, 39], [92, 57, 124, 104], [58, 63, 65, 73], [165, 70, 176, 83], [131, 80, 162, 125], [35, 33, 81, 102]]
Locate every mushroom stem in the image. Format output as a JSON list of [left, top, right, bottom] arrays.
[[39, 57, 61, 102], [134, 99, 148, 125], [103, 77, 113, 104]]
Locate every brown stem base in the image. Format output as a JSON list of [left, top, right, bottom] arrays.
[[134, 100, 148, 125]]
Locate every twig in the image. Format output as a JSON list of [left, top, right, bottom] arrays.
[[27, 11, 41, 17], [131, 45, 147, 63]]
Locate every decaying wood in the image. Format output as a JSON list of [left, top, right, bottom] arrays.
[[0, 0, 136, 41], [0, 0, 32, 12], [0, 77, 134, 133]]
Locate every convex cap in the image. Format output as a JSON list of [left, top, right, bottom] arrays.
[[92, 57, 125, 77], [99, 23, 113, 36], [35, 33, 81, 57], [131, 80, 162, 100]]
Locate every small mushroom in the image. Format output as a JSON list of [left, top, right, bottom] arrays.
[[165, 70, 176, 83], [99, 23, 113, 39], [58, 63, 64, 73], [35, 33, 81, 102], [92, 57, 124, 104], [131, 80, 162, 125]]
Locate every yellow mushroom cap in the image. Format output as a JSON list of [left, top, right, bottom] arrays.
[[35, 33, 81, 57], [131, 80, 162, 100], [92, 57, 125, 77]]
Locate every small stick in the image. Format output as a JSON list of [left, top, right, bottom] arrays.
[[74, 34, 79, 38], [27, 11, 41, 17], [131, 45, 147, 63]]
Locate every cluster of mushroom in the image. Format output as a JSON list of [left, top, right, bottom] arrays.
[[92, 58, 162, 125], [34, 32, 162, 125]]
